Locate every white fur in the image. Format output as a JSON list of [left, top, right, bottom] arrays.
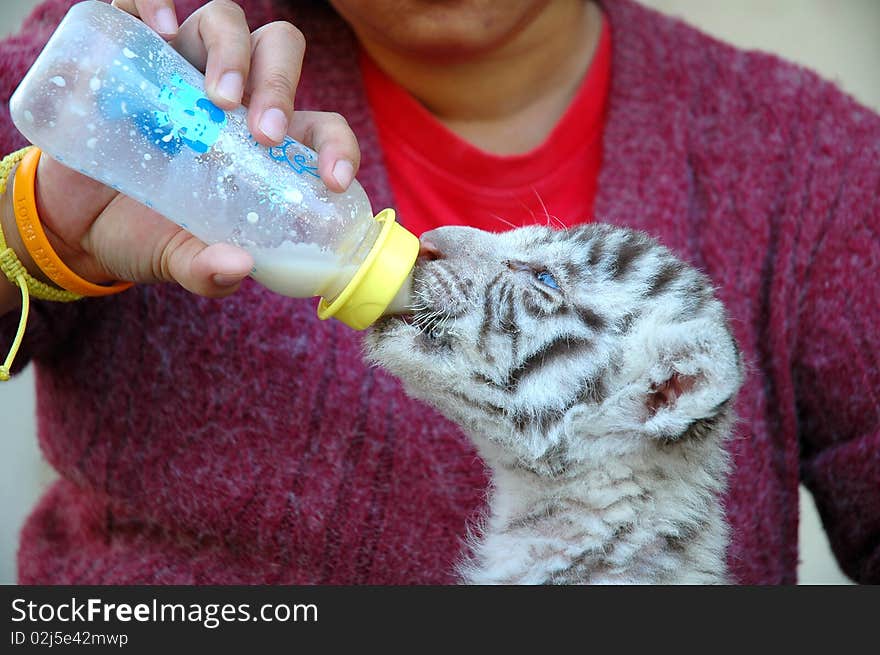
[[365, 224, 743, 584]]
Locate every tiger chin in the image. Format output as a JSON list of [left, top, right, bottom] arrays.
[[364, 223, 744, 585]]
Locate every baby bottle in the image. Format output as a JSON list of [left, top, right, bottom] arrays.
[[9, 0, 417, 330]]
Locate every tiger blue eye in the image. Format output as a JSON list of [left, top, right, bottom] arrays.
[[536, 271, 559, 289]]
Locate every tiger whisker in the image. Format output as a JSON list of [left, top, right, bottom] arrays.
[[490, 213, 518, 231]]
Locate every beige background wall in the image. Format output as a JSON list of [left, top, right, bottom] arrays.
[[2, 0, 878, 585]]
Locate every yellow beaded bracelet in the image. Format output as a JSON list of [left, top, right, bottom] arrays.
[[0, 146, 81, 381]]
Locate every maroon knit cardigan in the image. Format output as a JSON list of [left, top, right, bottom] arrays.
[[2, 0, 878, 584]]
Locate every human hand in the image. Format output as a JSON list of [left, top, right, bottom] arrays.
[[3, 0, 361, 301]]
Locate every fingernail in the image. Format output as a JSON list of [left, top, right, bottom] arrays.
[[216, 71, 243, 104], [154, 7, 178, 35], [258, 108, 288, 142], [332, 159, 354, 189], [212, 273, 245, 288]]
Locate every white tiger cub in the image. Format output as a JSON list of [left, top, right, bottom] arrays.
[[364, 223, 744, 584]]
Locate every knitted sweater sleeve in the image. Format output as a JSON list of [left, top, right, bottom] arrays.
[[0, 0, 88, 375], [792, 80, 880, 583]]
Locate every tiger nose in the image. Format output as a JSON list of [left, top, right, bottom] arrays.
[[419, 225, 484, 261]]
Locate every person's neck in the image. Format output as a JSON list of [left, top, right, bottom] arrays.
[[358, 1, 603, 155]]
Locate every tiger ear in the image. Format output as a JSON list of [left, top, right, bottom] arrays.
[[635, 328, 743, 442], [646, 371, 698, 416], [639, 367, 725, 442], [564, 322, 743, 446]]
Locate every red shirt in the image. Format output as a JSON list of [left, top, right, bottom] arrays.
[[360, 17, 611, 237]]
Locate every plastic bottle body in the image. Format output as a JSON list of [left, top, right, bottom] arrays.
[[9, 0, 387, 305]]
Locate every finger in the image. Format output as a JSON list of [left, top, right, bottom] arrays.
[[110, 0, 179, 39], [290, 111, 361, 192], [244, 21, 306, 145], [153, 230, 254, 297], [171, 0, 252, 108], [36, 140, 253, 300], [85, 199, 254, 298], [185, 241, 255, 297]]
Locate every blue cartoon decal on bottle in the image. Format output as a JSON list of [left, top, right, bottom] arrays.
[[98, 61, 227, 156], [267, 136, 320, 178], [143, 74, 227, 154]]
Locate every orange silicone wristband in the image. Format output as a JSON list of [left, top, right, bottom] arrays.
[[12, 147, 133, 297]]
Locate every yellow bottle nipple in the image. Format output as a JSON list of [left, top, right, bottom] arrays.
[[316, 208, 419, 330]]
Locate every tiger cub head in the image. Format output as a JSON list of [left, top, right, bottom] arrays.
[[365, 224, 743, 475]]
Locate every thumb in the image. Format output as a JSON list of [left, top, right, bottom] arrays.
[[153, 232, 254, 297], [80, 195, 254, 298]]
